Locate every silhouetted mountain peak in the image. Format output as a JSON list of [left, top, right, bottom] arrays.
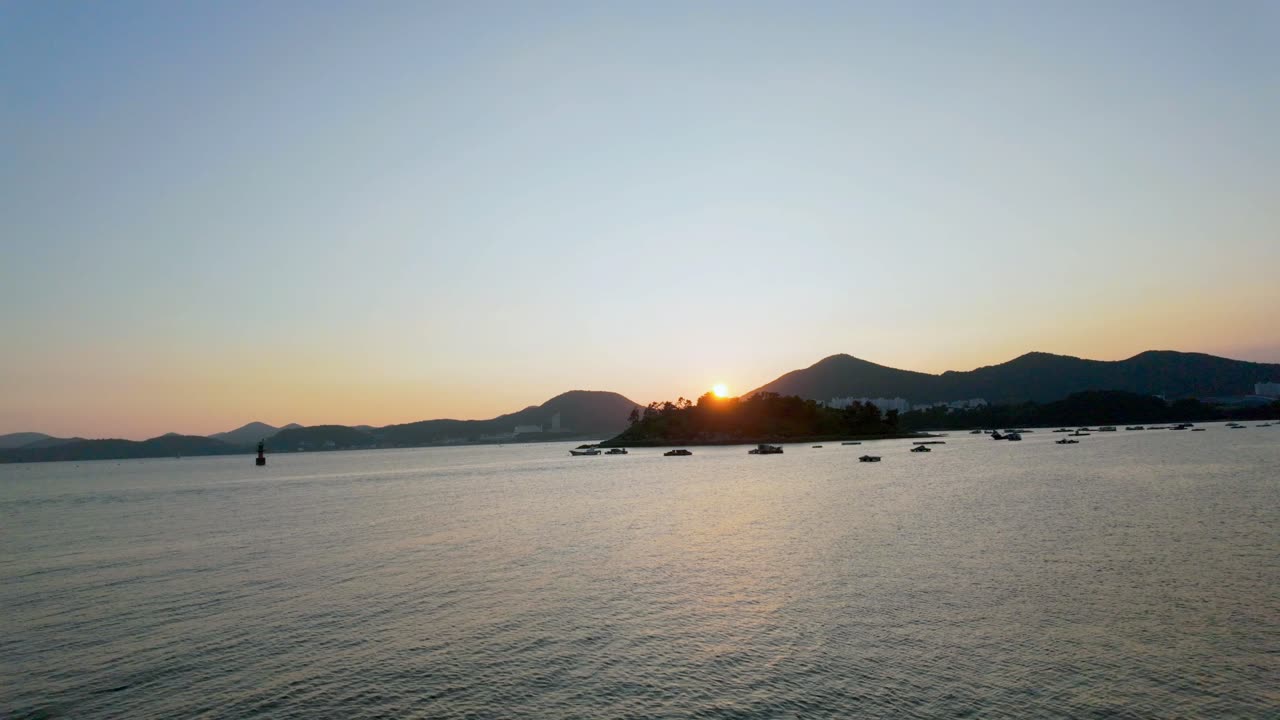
[[209, 421, 299, 446], [812, 353, 886, 369], [751, 350, 1280, 405], [0, 432, 55, 449]]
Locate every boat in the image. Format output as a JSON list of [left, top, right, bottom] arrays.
[[990, 431, 1006, 440], [605, 448, 628, 455], [811, 445, 823, 449], [1191, 428, 1206, 432], [841, 441, 862, 445], [1005, 433, 1022, 441], [1071, 431, 1091, 436], [1125, 426, 1144, 431], [859, 455, 881, 462], [970, 429, 984, 434], [1055, 438, 1079, 444], [569, 448, 601, 456], [909, 445, 931, 453], [1053, 428, 1071, 433], [664, 449, 693, 456], [913, 441, 946, 445], [1098, 426, 1117, 432], [748, 444, 784, 455]]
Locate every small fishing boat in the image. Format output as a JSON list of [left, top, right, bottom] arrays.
[[909, 445, 931, 453], [841, 441, 862, 445], [1071, 431, 1091, 436], [990, 431, 1006, 440], [1056, 438, 1078, 444], [749, 444, 784, 455], [859, 455, 881, 462], [913, 441, 946, 445], [605, 448, 628, 455], [664, 449, 692, 456], [970, 429, 984, 434], [1191, 428, 1206, 432], [811, 445, 823, 449], [569, 448, 601, 456], [1005, 433, 1022, 441]]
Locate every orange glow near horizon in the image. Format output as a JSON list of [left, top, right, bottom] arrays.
[[712, 384, 730, 398]]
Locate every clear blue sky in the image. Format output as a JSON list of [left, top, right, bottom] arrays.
[[3, 1, 1278, 438]]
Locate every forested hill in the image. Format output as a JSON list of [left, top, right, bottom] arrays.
[[749, 351, 1280, 405]]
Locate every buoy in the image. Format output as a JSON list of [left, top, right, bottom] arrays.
[[255, 440, 266, 466]]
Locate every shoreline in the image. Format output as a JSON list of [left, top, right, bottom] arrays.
[[598, 432, 933, 448]]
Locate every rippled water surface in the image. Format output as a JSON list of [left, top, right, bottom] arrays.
[[4, 425, 1278, 718]]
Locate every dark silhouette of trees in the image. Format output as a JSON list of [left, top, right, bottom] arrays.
[[605, 392, 903, 445]]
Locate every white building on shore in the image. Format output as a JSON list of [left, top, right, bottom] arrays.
[[825, 396, 987, 413], [826, 397, 912, 414], [1256, 382, 1280, 398]]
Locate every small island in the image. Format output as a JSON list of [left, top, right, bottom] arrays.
[[598, 391, 925, 447]]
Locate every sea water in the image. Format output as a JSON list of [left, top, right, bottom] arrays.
[[3, 424, 1277, 718]]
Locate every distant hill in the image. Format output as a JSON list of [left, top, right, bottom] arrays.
[[19, 435, 86, 449], [0, 435, 239, 463], [748, 351, 1280, 405], [748, 355, 943, 403], [0, 390, 644, 463], [0, 432, 54, 449], [265, 425, 376, 452], [0, 432, 82, 449], [379, 390, 642, 446], [210, 421, 302, 447]]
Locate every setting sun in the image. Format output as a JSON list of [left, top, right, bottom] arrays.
[[712, 383, 729, 398]]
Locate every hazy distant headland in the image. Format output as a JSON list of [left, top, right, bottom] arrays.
[[2, 350, 1277, 463], [0, 391, 642, 463]]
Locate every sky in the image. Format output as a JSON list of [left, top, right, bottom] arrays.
[[2, 1, 1278, 439]]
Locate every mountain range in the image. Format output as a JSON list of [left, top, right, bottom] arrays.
[[3, 350, 1277, 464], [748, 350, 1280, 405], [0, 391, 643, 463], [209, 421, 303, 446]]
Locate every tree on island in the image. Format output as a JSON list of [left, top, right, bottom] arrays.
[[603, 391, 904, 446]]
